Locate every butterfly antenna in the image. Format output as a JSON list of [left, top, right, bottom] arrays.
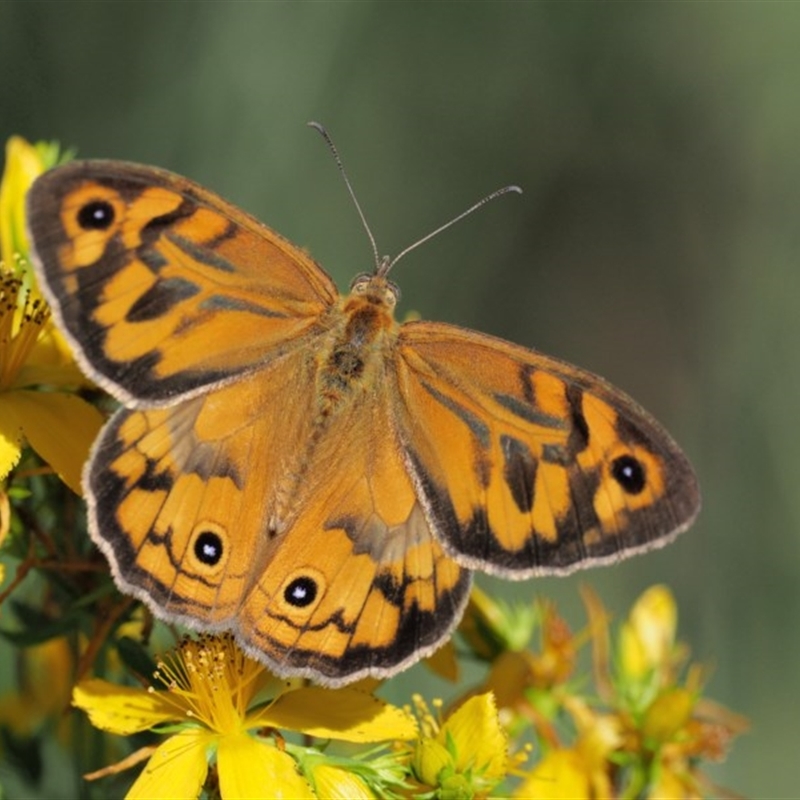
[[388, 184, 523, 274], [308, 121, 382, 273]]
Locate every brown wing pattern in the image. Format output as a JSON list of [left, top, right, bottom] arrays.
[[27, 161, 338, 405], [395, 321, 700, 577]]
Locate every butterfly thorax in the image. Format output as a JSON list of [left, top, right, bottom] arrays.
[[316, 276, 400, 410]]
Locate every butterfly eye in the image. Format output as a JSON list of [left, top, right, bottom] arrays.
[[383, 281, 400, 307], [77, 199, 116, 230], [349, 273, 372, 294], [611, 454, 647, 495], [283, 575, 318, 608]]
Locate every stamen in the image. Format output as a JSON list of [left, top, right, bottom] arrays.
[[148, 634, 266, 735], [0, 261, 51, 390]]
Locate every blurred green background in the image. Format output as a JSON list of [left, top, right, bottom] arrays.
[[2, 1, 798, 796]]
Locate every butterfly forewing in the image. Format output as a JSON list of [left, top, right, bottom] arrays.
[[27, 161, 337, 406], [395, 321, 700, 576]]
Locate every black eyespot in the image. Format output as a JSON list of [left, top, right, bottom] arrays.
[[194, 531, 223, 566], [77, 200, 115, 230], [611, 454, 647, 495], [284, 576, 318, 608]]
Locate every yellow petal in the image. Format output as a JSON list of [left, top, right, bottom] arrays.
[[565, 696, 622, 766], [73, 679, 186, 735], [514, 749, 590, 799], [22, 637, 74, 718], [256, 687, 417, 743], [0, 488, 9, 543], [619, 620, 649, 680], [440, 693, 507, 780], [0, 137, 45, 263], [217, 732, 314, 799], [642, 687, 696, 745], [621, 585, 677, 678], [5, 390, 104, 494], [413, 737, 454, 787], [311, 764, 375, 799], [0, 409, 24, 479], [126, 728, 210, 800], [14, 360, 88, 390]]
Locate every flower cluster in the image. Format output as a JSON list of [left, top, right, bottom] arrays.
[[0, 137, 745, 799], [62, 584, 746, 799]]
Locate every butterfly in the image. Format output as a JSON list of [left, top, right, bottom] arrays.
[[26, 136, 700, 687]]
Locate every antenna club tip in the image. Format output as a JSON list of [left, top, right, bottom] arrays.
[[307, 121, 326, 134], [508, 185, 523, 195]]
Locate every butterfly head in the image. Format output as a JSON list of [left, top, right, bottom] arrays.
[[349, 267, 401, 310]]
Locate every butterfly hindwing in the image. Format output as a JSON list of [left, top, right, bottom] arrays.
[[395, 321, 700, 577], [237, 390, 471, 684]]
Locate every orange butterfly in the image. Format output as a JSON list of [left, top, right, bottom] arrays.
[[26, 130, 699, 686]]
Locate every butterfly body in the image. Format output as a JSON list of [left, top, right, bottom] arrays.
[[315, 277, 398, 405], [26, 159, 700, 686]]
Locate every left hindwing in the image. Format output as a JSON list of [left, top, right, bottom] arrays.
[[394, 321, 700, 577]]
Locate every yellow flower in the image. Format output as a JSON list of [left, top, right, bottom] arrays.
[[619, 584, 679, 682], [579, 586, 748, 798], [641, 687, 696, 747], [0, 137, 103, 493], [411, 693, 508, 797], [73, 633, 416, 800], [470, 597, 579, 745]]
